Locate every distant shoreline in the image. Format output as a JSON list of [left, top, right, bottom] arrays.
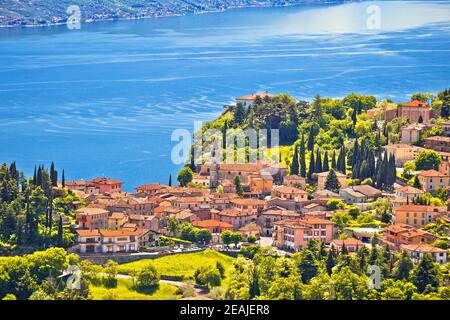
[[0, 1, 356, 29], [0, 3, 298, 29]]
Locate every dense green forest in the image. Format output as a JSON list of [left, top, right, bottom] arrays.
[[227, 240, 450, 300], [0, 162, 80, 254]]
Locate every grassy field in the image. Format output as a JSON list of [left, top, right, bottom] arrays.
[[117, 249, 235, 280], [89, 278, 180, 300]]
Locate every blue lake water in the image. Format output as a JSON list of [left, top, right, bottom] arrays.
[[0, 1, 450, 190]]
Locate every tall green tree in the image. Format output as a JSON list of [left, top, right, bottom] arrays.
[[323, 151, 330, 172], [299, 133, 307, 178], [177, 166, 193, 187], [393, 251, 414, 281], [411, 254, 440, 293], [308, 149, 315, 179], [234, 176, 244, 197], [315, 149, 323, 173], [324, 169, 341, 193], [290, 145, 299, 175]]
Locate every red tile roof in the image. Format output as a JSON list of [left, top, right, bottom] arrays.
[[394, 204, 446, 212], [76, 230, 100, 237], [231, 198, 266, 206], [401, 244, 446, 253], [419, 169, 449, 177], [403, 100, 429, 108], [192, 220, 233, 229], [331, 239, 364, 246]]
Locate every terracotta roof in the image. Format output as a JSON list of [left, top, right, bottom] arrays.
[[231, 198, 266, 206], [383, 223, 415, 233], [76, 230, 100, 237], [403, 100, 429, 108], [99, 229, 139, 237], [401, 244, 446, 253], [303, 203, 323, 209], [394, 204, 446, 212], [397, 185, 424, 194], [109, 212, 127, 220], [331, 239, 364, 246], [192, 220, 233, 229], [76, 208, 109, 216], [128, 214, 155, 221], [275, 218, 334, 227], [92, 177, 123, 185], [383, 224, 435, 238], [239, 223, 261, 232], [174, 210, 194, 220], [218, 208, 244, 217], [135, 183, 168, 192], [172, 196, 208, 204], [419, 169, 449, 177], [352, 185, 382, 196], [273, 186, 307, 194]]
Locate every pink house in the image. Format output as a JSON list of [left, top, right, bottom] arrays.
[[273, 218, 335, 252]]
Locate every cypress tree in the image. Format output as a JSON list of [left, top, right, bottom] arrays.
[[324, 169, 341, 193], [326, 248, 336, 276], [249, 267, 260, 299], [290, 144, 299, 175], [168, 174, 172, 187], [331, 150, 337, 169], [394, 251, 414, 281], [307, 128, 315, 151], [234, 176, 244, 197], [300, 133, 307, 178], [36, 165, 43, 187], [308, 149, 315, 179], [341, 243, 349, 255], [387, 154, 396, 187], [340, 146, 347, 175], [412, 254, 440, 293], [222, 120, 228, 161], [323, 151, 330, 172], [50, 162, 55, 185], [315, 149, 322, 173], [352, 138, 359, 166], [351, 107, 357, 125], [413, 175, 422, 189], [33, 166, 37, 185], [57, 215, 63, 247], [61, 169, 65, 188]]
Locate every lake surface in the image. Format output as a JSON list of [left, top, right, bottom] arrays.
[[1, 1, 450, 190]]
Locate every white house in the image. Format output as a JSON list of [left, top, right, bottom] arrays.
[[401, 244, 448, 265]]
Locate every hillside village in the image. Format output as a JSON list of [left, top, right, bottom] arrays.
[[1, 89, 450, 300], [64, 91, 450, 267]]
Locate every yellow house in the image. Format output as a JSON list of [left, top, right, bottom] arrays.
[[418, 170, 450, 194], [384, 144, 425, 166]]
